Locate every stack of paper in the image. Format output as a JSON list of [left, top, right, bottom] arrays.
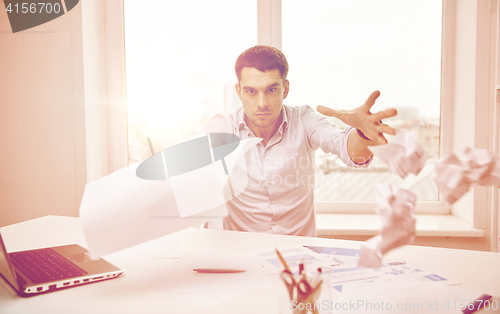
[[335, 281, 462, 314], [259, 246, 330, 275], [434, 147, 500, 204], [368, 131, 427, 179], [358, 184, 416, 269]]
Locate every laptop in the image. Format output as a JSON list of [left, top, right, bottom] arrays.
[[0, 229, 124, 297]]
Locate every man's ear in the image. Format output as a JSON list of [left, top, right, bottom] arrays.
[[235, 83, 242, 101], [283, 79, 290, 99]]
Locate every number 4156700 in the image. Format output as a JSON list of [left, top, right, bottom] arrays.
[[6, 2, 62, 14]]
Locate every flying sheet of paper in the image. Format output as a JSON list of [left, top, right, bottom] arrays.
[[358, 184, 416, 269], [80, 163, 214, 259], [434, 147, 500, 204], [368, 131, 427, 179], [136, 135, 262, 218], [80, 138, 260, 259], [169, 137, 262, 218], [171, 252, 272, 293]]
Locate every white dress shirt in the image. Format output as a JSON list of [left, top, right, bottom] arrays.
[[205, 105, 369, 236]]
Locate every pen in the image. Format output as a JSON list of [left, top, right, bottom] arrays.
[[193, 268, 247, 273], [275, 248, 292, 273]]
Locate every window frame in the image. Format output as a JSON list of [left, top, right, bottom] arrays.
[[80, 0, 128, 183], [266, 0, 449, 215], [257, 0, 498, 247]]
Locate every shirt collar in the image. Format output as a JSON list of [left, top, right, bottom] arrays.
[[237, 107, 247, 131], [280, 105, 289, 133]]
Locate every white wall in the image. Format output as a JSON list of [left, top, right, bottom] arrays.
[[0, 1, 127, 228], [0, 4, 86, 227]]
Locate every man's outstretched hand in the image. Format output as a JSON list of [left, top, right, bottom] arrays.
[[317, 91, 398, 145]]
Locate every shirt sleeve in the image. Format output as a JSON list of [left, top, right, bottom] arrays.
[[300, 105, 371, 168]]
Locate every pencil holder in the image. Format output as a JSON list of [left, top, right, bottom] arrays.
[[275, 249, 332, 314], [281, 271, 322, 314], [279, 266, 333, 314]]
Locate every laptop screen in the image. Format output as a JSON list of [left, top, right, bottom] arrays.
[[0, 230, 20, 290]]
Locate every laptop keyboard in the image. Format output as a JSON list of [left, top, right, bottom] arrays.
[[9, 248, 87, 284]]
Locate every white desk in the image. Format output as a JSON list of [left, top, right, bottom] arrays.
[[1, 216, 499, 314]]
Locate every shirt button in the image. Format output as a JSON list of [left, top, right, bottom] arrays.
[[269, 180, 273, 185], [265, 157, 269, 161], [273, 221, 277, 225], [270, 200, 275, 204]]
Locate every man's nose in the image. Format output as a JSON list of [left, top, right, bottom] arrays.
[[256, 93, 268, 109]]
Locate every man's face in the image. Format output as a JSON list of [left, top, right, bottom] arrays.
[[235, 67, 289, 131]]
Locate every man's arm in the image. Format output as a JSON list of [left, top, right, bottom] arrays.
[[317, 91, 397, 163], [346, 129, 375, 164]]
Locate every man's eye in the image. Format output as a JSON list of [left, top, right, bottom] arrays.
[[268, 88, 276, 93], [247, 90, 256, 94]]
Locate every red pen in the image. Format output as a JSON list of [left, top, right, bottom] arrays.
[[193, 268, 247, 273]]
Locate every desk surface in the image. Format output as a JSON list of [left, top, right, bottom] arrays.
[[1, 215, 499, 314]]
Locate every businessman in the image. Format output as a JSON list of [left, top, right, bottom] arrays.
[[205, 45, 397, 236]]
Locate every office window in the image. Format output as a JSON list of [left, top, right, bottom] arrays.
[[95, 0, 496, 245], [124, 0, 256, 164], [282, 0, 442, 203]]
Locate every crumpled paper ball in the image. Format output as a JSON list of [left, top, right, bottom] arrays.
[[368, 131, 427, 179], [434, 147, 500, 204], [358, 184, 417, 269]]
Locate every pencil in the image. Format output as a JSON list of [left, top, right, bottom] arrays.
[[275, 248, 292, 273]]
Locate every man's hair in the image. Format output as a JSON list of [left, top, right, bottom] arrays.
[[235, 45, 289, 82]]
